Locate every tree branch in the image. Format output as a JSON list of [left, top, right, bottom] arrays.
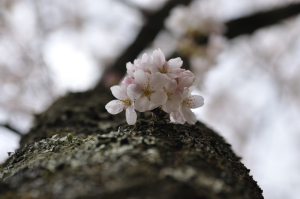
[[0, 124, 22, 136], [95, 2, 300, 89], [224, 3, 300, 39], [96, 0, 194, 90]]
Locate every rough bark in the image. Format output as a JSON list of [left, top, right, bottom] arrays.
[[0, 86, 263, 199]]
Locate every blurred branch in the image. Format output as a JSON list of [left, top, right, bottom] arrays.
[[224, 2, 300, 39], [0, 124, 22, 136], [96, 0, 194, 90], [96, 2, 300, 88]]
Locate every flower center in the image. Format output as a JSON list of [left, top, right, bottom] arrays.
[[121, 98, 131, 109], [183, 96, 194, 108], [163, 87, 172, 98], [159, 61, 169, 74], [140, 84, 155, 101]]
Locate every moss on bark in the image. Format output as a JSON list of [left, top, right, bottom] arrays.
[[0, 86, 263, 199]]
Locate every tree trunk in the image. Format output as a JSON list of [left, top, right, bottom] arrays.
[[0, 85, 263, 199]]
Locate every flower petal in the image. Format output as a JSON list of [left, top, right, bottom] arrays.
[[135, 96, 151, 112], [105, 100, 124, 114], [149, 72, 166, 91], [169, 91, 183, 106], [187, 95, 204, 108], [166, 69, 182, 79], [162, 100, 175, 113], [134, 69, 148, 87], [168, 57, 183, 69], [126, 62, 135, 77], [170, 111, 186, 124], [148, 102, 160, 110], [126, 105, 137, 125], [153, 48, 165, 68], [180, 106, 197, 125], [150, 90, 167, 105], [111, 85, 127, 100], [127, 84, 142, 100], [182, 88, 190, 99], [177, 77, 195, 92], [165, 79, 178, 92]]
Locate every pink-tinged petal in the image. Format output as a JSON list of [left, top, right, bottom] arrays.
[[148, 102, 160, 110], [170, 111, 186, 124], [177, 76, 195, 92], [111, 85, 127, 100], [126, 62, 135, 77], [122, 77, 135, 86], [134, 69, 148, 87], [162, 100, 175, 113], [180, 106, 197, 125], [182, 88, 190, 99], [135, 96, 151, 112], [141, 53, 150, 63], [126, 105, 137, 125], [150, 90, 167, 105], [153, 49, 165, 68], [168, 57, 183, 69], [127, 84, 142, 100], [149, 72, 166, 91], [165, 79, 177, 92], [105, 100, 124, 114], [186, 95, 204, 108], [169, 91, 183, 106], [182, 70, 194, 78], [166, 69, 182, 79]]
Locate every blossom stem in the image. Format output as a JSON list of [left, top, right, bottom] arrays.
[[151, 107, 167, 120]]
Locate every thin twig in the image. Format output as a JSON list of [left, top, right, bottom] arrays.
[[0, 124, 23, 136]]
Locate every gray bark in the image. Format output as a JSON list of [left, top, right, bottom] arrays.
[[0, 86, 263, 199]]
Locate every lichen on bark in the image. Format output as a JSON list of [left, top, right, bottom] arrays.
[[0, 86, 263, 199]]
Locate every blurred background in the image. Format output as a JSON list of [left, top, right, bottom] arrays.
[[1, 0, 300, 198]]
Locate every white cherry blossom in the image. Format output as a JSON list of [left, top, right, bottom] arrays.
[[177, 88, 204, 125], [126, 53, 152, 77], [105, 85, 137, 125], [150, 48, 183, 79], [127, 69, 167, 112], [106, 48, 204, 125], [162, 78, 182, 113], [170, 111, 186, 124], [176, 70, 196, 93]]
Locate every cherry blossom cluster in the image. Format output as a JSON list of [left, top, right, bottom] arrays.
[[105, 49, 204, 125]]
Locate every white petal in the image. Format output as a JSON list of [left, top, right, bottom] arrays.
[[182, 88, 190, 99], [150, 90, 167, 105], [111, 85, 127, 100], [162, 100, 175, 113], [180, 106, 197, 125], [126, 62, 135, 77], [153, 49, 165, 68], [166, 69, 182, 79], [135, 96, 151, 112], [148, 102, 160, 110], [187, 95, 204, 108], [165, 79, 177, 92], [169, 91, 183, 106], [134, 69, 148, 87], [170, 111, 186, 124], [127, 84, 142, 100], [149, 72, 166, 91], [177, 77, 195, 92], [105, 100, 124, 114], [168, 57, 183, 69], [126, 105, 137, 125], [141, 53, 150, 63]]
